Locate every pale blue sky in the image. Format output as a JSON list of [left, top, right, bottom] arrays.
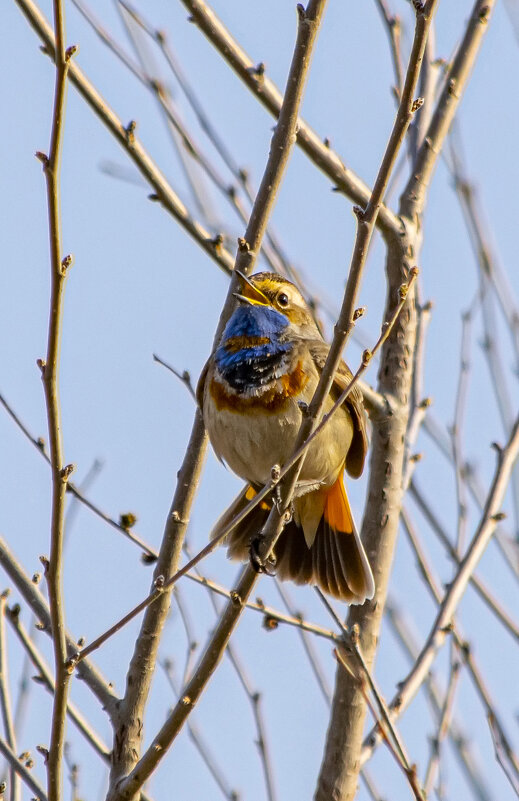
[[1, 1, 519, 799]]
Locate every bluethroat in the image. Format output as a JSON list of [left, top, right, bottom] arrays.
[[197, 272, 374, 603]]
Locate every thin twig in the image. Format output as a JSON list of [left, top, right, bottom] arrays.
[[0, 392, 156, 559], [275, 582, 331, 705], [37, 0, 75, 794], [0, 593, 19, 801], [161, 660, 240, 801], [317, 591, 426, 801], [15, 0, 236, 277], [179, 0, 401, 238], [183, 543, 278, 801], [407, 485, 519, 642], [0, 736, 48, 801], [317, 4, 496, 795], [399, 418, 519, 726], [0, 536, 117, 717], [104, 3, 329, 796], [385, 599, 494, 801]]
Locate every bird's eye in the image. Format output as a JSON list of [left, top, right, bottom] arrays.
[[277, 292, 289, 308]]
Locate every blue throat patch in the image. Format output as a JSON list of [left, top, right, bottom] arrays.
[[215, 304, 292, 392]]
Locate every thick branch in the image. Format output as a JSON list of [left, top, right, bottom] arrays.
[[106, 2, 329, 798], [314, 1, 499, 797]]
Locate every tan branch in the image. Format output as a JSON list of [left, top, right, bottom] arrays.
[[0, 593, 19, 801], [105, 3, 329, 797], [315, 1, 497, 797], [0, 736, 47, 801], [179, 0, 401, 238], [14, 0, 236, 277], [0, 536, 117, 716], [36, 0, 76, 795]]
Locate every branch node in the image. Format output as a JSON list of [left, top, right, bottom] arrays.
[[491, 512, 506, 522], [60, 463, 75, 482], [36, 745, 49, 764], [36, 358, 46, 376], [262, 614, 279, 631], [210, 233, 224, 250], [35, 150, 49, 166], [296, 3, 307, 21], [154, 574, 165, 590], [353, 306, 366, 321], [419, 396, 432, 409], [60, 253, 73, 274], [411, 96, 424, 113], [39, 555, 50, 574], [362, 349, 372, 366], [65, 654, 79, 674], [125, 120, 137, 145], [119, 512, 138, 530], [65, 44, 78, 61], [230, 590, 242, 607], [352, 205, 365, 220], [237, 237, 250, 253]]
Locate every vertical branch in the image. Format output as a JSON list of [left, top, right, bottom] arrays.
[[36, 1, 76, 798], [0, 594, 19, 801], [107, 3, 329, 798], [316, 2, 495, 799]]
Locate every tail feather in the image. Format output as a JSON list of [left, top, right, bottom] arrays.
[[214, 477, 374, 604]]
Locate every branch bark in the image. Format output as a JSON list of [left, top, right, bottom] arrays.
[[315, 2, 495, 799], [106, 2, 329, 798]]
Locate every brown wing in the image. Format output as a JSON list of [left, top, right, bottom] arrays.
[[307, 340, 368, 479], [196, 357, 211, 410]]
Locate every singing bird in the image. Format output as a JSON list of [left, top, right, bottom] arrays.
[[197, 272, 374, 603]]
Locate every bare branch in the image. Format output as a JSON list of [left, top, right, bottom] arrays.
[[0, 537, 117, 716], [179, 0, 401, 237]]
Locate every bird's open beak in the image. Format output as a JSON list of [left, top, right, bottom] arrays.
[[233, 292, 267, 307], [234, 269, 270, 306]]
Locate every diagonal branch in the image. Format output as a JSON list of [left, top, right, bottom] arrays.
[[179, 0, 401, 237], [14, 0, 236, 277], [105, 2, 329, 798], [316, 2, 496, 799]]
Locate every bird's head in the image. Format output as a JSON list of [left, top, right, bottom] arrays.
[[234, 271, 320, 339]]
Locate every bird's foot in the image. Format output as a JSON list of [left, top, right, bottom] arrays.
[[249, 536, 277, 576]]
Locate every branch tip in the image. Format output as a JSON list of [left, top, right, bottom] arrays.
[[65, 44, 78, 61], [60, 463, 75, 482], [125, 119, 137, 145], [39, 555, 49, 573], [60, 253, 73, 273]]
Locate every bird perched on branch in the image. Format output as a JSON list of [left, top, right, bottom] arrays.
[[197, 271, 374, 603]]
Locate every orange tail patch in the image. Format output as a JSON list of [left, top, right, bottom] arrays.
[[323, 474, 354, 535]]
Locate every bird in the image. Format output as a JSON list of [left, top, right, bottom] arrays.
[[197, 271, 374, 603]]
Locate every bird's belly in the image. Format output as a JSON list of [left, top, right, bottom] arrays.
[[205, 389, 352, 488]]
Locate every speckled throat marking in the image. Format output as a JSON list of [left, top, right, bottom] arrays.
[[209, 361, 308, 413]]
